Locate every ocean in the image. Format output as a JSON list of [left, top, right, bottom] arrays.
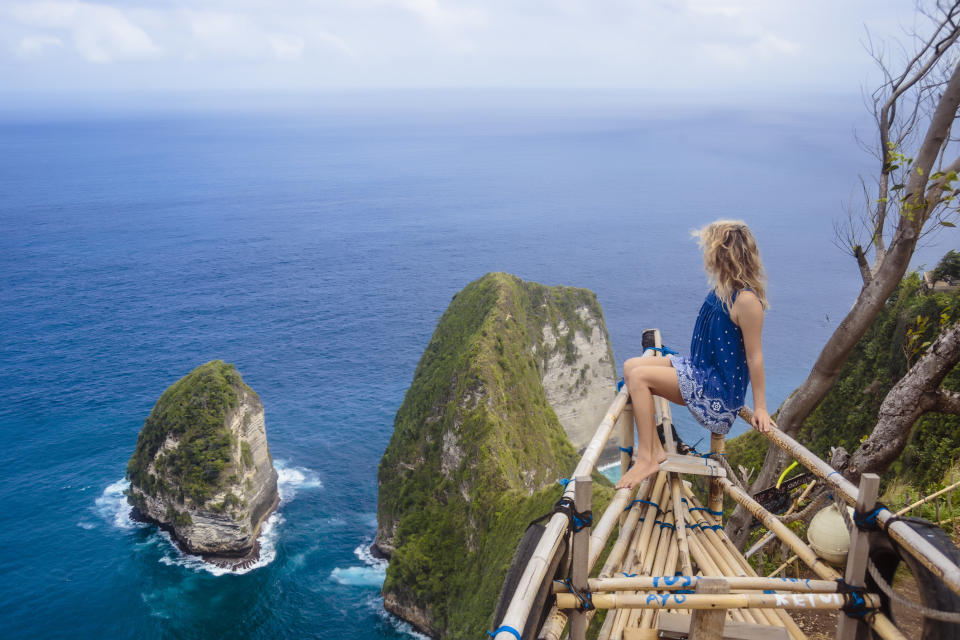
[[1, 95, 952, 639]]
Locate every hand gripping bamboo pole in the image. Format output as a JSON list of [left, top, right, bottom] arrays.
[[720, 476, 906, 640], [493, 389, 629, 640], [738, 407, 960, 601]]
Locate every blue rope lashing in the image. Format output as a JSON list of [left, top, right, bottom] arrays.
[[619, 445, 634, 457], [826, 470, 841, 484], [644, 345, 679, 356], [487, 626, 522, 640], [616, 377, 625, 392], [572, 511, 593, 533], [659, 521, 676, 531], [764, 590, 776, 594], [559, 578, 594, 612], [675, 589, 695, 594], [836, 579, 876, 620], [621, 572, 638, 577], [558, 478, 571, 488], [623, 498, 661, 513], [853, 504, 890, 531]]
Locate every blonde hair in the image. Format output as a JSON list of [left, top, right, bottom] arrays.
[[693, 220, 768, 310]]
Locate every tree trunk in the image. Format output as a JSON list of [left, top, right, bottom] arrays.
[[726, 58, 960, 549]]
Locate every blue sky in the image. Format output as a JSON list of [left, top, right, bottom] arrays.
[[0, 0, 916, 100]]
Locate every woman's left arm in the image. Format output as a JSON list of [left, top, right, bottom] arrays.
[[733, 291, 776, 433]]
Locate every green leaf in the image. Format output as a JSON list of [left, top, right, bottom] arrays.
[[942, 221, 957, 227], [892, 183, 905, 191]]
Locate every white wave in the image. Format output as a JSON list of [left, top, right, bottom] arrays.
[[77, 521, 96, 530], [99, 459, 320, 575], [157, 511, 283, 577], [329, 541, 387, 588], [95, 479, 145, 530], [355, 542, 388, 571], [366, 595, 430, 640], [330, 566, 385, 587], [274, 459, 323, 502]]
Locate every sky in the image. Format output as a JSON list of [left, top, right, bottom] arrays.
[[0, 0, 926, 104]]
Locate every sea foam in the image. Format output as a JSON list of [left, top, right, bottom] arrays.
[[330, 542, 387, 587], [98, 459, 322, 575]]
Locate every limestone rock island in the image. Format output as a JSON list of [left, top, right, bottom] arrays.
[[126, 360, 279, 569], [375, 273, 616, 638]]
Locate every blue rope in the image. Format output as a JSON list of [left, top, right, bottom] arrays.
[[826, 471, 841, 484], [558, 478, 571, 487], [487, 626, 522, 640], [624, 498, 660, 513], [621, 572, 638, 577], [854, 504, 889, 531], [619, 446, 634, 457], [644, 345, 680, 356], [616, 377, 626, 392]]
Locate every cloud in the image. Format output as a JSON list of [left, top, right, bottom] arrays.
[[10, 1, 160, 63], [15, 34, 62, 58]]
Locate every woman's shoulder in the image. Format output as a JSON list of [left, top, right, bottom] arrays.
[[731, 289, 763, 324]]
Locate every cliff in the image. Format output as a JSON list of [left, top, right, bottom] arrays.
[[126, 360, 279, 568], [374, 272, 616, 638]]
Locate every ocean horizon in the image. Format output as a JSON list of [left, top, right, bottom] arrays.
[[2, 95, 954, 638]]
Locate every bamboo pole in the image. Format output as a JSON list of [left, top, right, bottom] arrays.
[[493, 389, 629, 640], [619, 404, 635, 529], [893, 477, 960, 516], [680, 486, 805, 639], [556, 592, 883, 611], [720, 477, 907, 640], [635, 506, 679, 631], [769, 555, 798, 578], [738, 407, 960, 601], [561, 575, 845, 594]]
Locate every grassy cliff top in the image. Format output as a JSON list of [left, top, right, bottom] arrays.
[[378, 272, 613, 637], [127, 360, 257, 505]]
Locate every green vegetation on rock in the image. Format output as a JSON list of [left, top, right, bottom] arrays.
[[377, 272, 613, 638], [127, 360, 257, 505]]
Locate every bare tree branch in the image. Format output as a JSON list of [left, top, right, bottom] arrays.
[[934, 388, 960, 413]]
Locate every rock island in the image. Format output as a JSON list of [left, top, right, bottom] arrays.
[[126, 360, 279, 569]]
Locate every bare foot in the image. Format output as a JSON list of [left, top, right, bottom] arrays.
[[615, 459, 661, 490]]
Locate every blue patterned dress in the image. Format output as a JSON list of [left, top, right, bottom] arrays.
[[668, 290, 750, 435]]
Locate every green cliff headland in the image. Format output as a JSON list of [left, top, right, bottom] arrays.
[[374, 273, 616, 638]]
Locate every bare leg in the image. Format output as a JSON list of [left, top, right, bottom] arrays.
[[615, 361, 684, 490]]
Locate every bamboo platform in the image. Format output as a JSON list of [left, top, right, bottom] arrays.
[[490, 329, 960, 640]]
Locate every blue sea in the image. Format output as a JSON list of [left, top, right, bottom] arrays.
[[1, 94, 953, 639]]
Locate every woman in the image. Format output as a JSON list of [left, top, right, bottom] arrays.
[[615, 220, 775, 490]]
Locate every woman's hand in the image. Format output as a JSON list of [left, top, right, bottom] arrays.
[[751, 408, 776, 433]]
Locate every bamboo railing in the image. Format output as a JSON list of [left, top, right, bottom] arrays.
[[492, 330, 960, 640]]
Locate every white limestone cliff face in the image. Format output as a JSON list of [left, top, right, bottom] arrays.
[[128, 387, 279, 565], [538, 306, 618, 453]]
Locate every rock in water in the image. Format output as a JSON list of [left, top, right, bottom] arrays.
[[374, 273, 616, 638], [126, 360, 279, 568]]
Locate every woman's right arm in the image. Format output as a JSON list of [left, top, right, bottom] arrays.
[[733, 291, 775, 433]]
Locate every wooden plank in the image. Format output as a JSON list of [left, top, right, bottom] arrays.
[[709, 432, 726, 516], [658, 612, 789, 640], [570, 474, 592, 640], [689, 578, 728, 640], [835, 473, 879, 640], [660, 453, 727, 477]]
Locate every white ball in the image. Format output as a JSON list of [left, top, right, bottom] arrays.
[[807, 504, 854, 566]]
